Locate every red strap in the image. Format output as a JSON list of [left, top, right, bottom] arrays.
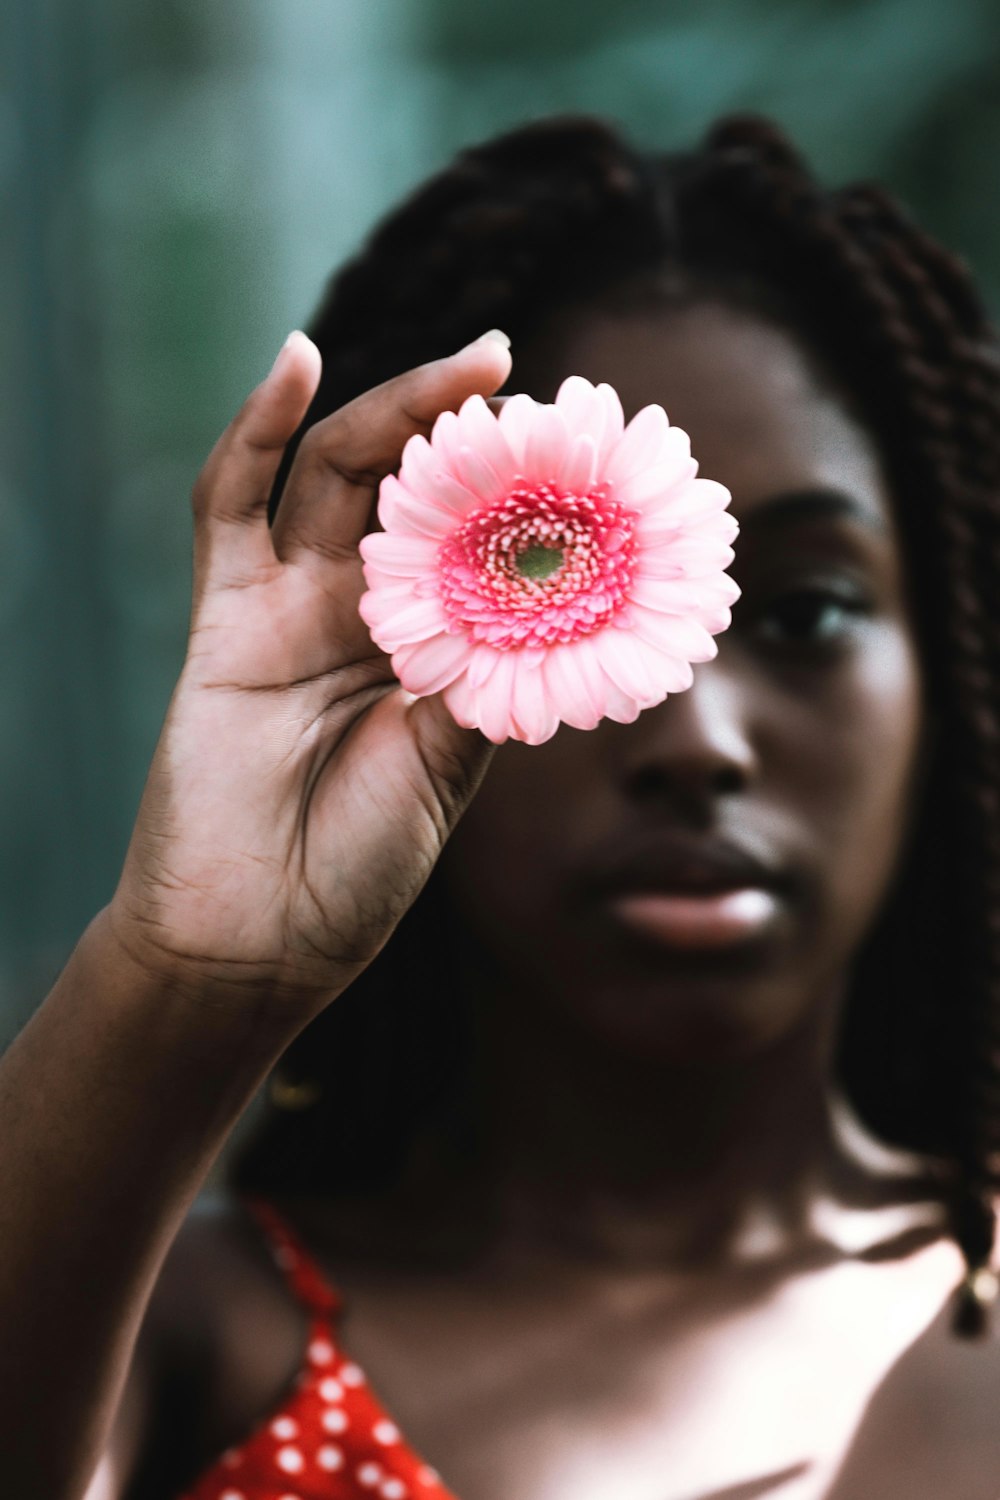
[[240, 1194, 343, 1318]]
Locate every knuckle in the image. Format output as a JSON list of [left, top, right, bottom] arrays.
[[297, 416, 385, 492]]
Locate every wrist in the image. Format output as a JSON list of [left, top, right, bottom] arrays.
[[76, 906, 324, 1062]]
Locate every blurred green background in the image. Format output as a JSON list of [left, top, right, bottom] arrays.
[[2, 0, 999, 1040]]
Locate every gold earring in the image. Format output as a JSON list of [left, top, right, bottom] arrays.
[[268, 1071, 322, 1110]]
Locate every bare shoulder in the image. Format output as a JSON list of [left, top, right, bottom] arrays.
[[827, 1210, 1000, 1499], [117, 1192, 310, 1500]]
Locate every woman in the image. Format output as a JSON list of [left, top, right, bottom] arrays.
[[4, 114, 1000, 1500]]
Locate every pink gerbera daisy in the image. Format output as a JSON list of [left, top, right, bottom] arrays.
[[358, 377, 740, 746]]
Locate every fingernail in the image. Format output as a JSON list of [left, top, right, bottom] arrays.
[[463, 328, 511, 352], [269, 330, 304, 376]]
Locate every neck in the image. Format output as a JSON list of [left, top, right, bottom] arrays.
[[409, 968, 947, 1274]]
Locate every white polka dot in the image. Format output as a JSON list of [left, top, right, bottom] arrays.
[[270, 1416, 299, 1440], [418, 1466, 441, 1485], [373, 1419, 400, 1445], [275, 1445, 305, 1474], [277, 1494, 303, 1500], [219, 1491, 246, 1500], [308, 1338, 335, 1365], [322, 1407, 349, 1434], [381, 1481, 408, 1499], [340, 1361, 365, 1386], [221, 1448, 243, 1467], [358, 1461, 384, 1486], [319, 1376, 344, 1401], [317, 1444, 345, 1470]]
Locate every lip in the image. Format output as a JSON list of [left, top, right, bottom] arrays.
[[609, 888, 782, 949], [581, 830, 790, 950]]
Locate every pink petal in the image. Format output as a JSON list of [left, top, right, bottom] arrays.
[[627, 607, 718, 662], [467, 644, 501, 690], [358, 576, 418, 610], [629, 572, 717, 605], [632, 478, 734, 537], [613, 436, 697, 508], [603, 404, 670, 487], [475, 650, 518, 744], [594, 628, 662, 704], [556, 433, 598, 494], [594, 384, 625, 463], [441, 672, 479, 730], [522, 404, 571, 482], [553, 376, 605, 434], [392, 631, 471, 696], [454, 394, 519, 488], [452, 445, 508, 502], [510, 662, 561, 745], [358, 533, 441, 576], [397, 433, 481, 517], [377, 474, 458, 539], [664, 538, 736, 574], [360, 596, 449, 652], [541, 643, 604, 730], [574, 635, 642, 724], [497, 393, 539, 469], [614, 462, 699, 513]]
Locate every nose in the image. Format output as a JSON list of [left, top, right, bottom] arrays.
[[618, 658, 758, 814]]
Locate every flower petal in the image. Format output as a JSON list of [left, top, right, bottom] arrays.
[[359, 596, 449, 652], [556, 433, 598, 494], [378, 474, 458, 539], [497, 392, 540, 470], [392, 631, 472, 696], [510, 661, 561, 745], [595, 384, 625, 463], [522, 404, 571, 482], [475, 650, 518, 744], [455, 394, 520, 488], [358, 533, 441, 576], [603, 404, 670, 487], [633, 477, 734, 537], [441, 671, 479, 730], [553, 376, 604, 434], [452, 445, 508, 503], [397, 433, 482, 517], [467, 643, 501, 690], [541, 642, 604, 730], [595, 627, 663, 704], [623, 603, 718, 662]]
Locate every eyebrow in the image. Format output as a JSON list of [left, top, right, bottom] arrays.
[[739, 487, 888, 536]]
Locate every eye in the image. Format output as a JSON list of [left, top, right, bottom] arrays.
[[753, 585, 870, 647]]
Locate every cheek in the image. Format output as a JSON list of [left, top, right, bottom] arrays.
[[441, 738, 603, 946], [776, 626, 924, 954]]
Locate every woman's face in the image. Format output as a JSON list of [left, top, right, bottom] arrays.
[[439, 300, 927, 1062]]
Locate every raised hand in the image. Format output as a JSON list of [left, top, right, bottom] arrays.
[[107, 329, 512, 1014]]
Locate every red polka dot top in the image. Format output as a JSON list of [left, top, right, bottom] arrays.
[[177, 1196, 458, 1500]]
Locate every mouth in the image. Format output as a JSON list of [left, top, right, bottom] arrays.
[[607, 887, 782, 949], [583, 832, 790, 952]]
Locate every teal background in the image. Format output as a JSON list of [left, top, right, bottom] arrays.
[[3, 0, 999, 1039]]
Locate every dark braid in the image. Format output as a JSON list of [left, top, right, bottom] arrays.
[[676, 120, 1000, 1333], [246, 114, 1000, 1336]]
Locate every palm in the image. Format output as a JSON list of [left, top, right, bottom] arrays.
[[111, 332, 512, 1007]]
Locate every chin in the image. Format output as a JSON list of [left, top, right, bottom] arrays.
[[552, 966, 809, 1067]]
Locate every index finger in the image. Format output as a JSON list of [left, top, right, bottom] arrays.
[[270, 331, 513, 567]]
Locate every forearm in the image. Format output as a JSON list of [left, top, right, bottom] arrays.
[[0, 906, 307, 1498]]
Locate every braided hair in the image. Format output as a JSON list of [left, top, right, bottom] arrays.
[[234, 113, 1000, 1337]]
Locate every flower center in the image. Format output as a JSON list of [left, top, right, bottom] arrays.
[[516, 544, 564, 580], [436, 481, 637, 651]]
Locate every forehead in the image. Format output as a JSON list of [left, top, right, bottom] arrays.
[[521, 301, 894, 530]]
